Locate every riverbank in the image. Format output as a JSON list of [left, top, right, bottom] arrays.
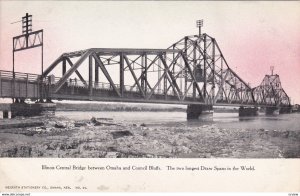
[[0, 116, 299, 158]]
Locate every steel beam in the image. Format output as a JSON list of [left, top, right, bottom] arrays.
[[130, 55, 160, 90], [181, 54, 204, 101], [95, 57, 99, 85], [212, 38, 215, 103], [89, 55, 93, 96], [120, 53, 124, 97], [42, 54, 63, 77], [146, 60, 179, 100], [65, 58, 88, 87], [91, 48, 179, 55], [124, 55, 146, 97], [144, 54, 147, 93], [92, 53, 121, 97], [159, 55, 182, 99], [62, 58, 66, 75], [54, 50, 91, 93]]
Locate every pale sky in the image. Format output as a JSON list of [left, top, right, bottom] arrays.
[[0, 1, 300, 103]]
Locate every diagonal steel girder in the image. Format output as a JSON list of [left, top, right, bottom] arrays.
[[42, 54, 64, 77], [92, 53, 121, 97], [54, 50, 92, 93], [159, 54, 182, 99], [123, 55, 146, 98], [146, 53, 182, 100], [214, 70, 230, 103], [181, 53, 204, 101], [253, 74, 290, 106], [130, 55, 160, 91], [65, 57, 88, 88]]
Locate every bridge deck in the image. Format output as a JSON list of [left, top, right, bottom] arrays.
[[0, 70, 271, 107]]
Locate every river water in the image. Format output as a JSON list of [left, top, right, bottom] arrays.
[[55, 111, 300, 131]]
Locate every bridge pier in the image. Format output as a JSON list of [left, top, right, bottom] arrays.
[[279, 106, 292, 114], [187, 104, 213, 119], [265, 106, 278, 115], [10, 103, 56, 118], [3, 110, 9, 119], [239, 106, 258, 117]]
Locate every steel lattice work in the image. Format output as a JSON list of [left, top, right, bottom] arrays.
[[38, 33, 287, 106], [169, 34, 254, 105], [253, 74, 290, 106], [1, 14, 291, 109]]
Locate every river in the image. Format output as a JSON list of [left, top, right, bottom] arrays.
[[55, 111, 300, 131]]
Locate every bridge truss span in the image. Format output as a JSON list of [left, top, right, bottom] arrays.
[[42, 48, 204, 104], [253, 74, 290, 106], [40, 33, 256, 105], [0, 31, 291, 108], [170, 34, 255, 105]]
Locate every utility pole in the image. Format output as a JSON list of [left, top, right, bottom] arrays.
[[22, 13, 32, 48], [196, 19, 203, 37], [12, 13, 44, 101], [270, 66, 274, 75]]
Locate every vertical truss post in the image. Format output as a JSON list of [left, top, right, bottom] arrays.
[[193, 40, 197, 100], [141, 55, 145, 92], [184, 37, 188, 95], [220, 57, 224, 100], [172, 45, 176, 95], [62, 58, 66, 76], [240, 83, 243, 102], [164, 72, 167, 98], [120, 53, 124, 97], [162, 53, 167, 98], [234, 73, 237, 101], [26, 74, 28, 98], [89, 55, 93, 96], [144, 54, 147, 94], [141, 54, 147, 95], [158, 59, 161, 92], [95, 55, 99, 87]]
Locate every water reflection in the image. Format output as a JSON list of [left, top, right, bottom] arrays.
[[238, 117, 256, 122]]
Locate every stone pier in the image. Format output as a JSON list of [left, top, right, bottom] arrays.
[[10, 103, 56, 118], [187, 104, 213, 119], [265, 106, 278, 115], [239, 106, 258, 117], [3, 110, 9, 119], [279, 106, 292, 114]]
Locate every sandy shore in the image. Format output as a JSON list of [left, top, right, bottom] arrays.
[[0, 116, 299, 158]]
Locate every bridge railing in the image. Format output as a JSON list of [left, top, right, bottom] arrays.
[[61, 77, 188, 97], [0, 70, 198, 100], [0, 70, 40, 82], [0, 70, 195, 99]]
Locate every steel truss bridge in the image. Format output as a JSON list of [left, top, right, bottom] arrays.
[[0, 33, 291, 108]]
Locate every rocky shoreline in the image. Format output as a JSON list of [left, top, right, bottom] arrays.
[[0, 116, 299, 158]]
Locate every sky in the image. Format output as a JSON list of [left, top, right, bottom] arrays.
[[0, 1, 300, 103]]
